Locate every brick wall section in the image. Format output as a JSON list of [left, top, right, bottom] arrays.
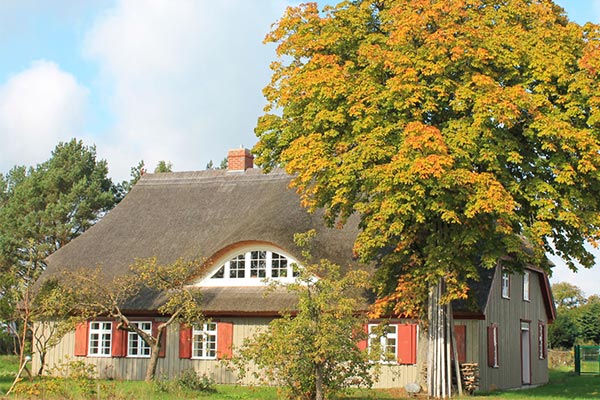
[[228, 148, 254, 171]]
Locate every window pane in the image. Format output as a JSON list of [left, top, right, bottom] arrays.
[[193, 335, 204, 358], [211, 266, 225, 279], [229, 255, 245, 278], [250, 251, 266, 278], [90, 334, 99, 353], [502, 272, 510, 298], [102, 334, 111, 354], [271, 252, 288, 278]]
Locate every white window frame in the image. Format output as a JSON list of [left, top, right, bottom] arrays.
[[523, 271, 530, 301], [192, 323, 217, 360], [127, 321, 152, 358], [88, 321, 112, 357], [368, 324, 398, 364], [501, 270, 510, 299], [199, 245, 302, 287]]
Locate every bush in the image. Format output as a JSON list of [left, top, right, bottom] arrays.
[[154, 369, 216, 393], [176, 369, 216, 392], [12, 356, 117, 399]]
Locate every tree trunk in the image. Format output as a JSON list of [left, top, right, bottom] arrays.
[[315, 362, 324, 400], [37, 351, 46, 376], [427, 278, 456, 398], [145, 344, 160, 382], [144, 329, 163, 382]]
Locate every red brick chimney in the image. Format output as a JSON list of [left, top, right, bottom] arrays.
[[228, 148, 254, 171]]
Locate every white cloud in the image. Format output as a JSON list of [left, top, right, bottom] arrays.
[[84, 0, 290, 181], [0, 60, 89, 171]]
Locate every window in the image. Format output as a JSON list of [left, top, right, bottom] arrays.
[[204, 249, 300, 286], [501, 270, 510, 299], [128, 321, 152, 357], [192, 323, 217, 359], [538, 322, 546, 360], [523, 271, 530, 301], [487, 324, 499, 368], [366, 323, 417, 364], [368, 324, 398, 363], [89, 321, 112, 356], [179, 322, 233, 360]]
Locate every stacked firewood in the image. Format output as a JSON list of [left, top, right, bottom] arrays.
[[460, 363, 480, 393]]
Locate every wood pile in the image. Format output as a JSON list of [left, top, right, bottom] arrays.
[[459, 363, 480, 393]]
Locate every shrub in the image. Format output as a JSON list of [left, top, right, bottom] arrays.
[[153, 369, 216, 393], [13, 356, 117, 399]]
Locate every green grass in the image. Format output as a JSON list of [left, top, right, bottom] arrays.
[[0, 356, 598, 399], [0, 355, 19, 395], [475, 367, 600, 400]]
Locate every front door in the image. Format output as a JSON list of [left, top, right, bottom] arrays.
[[521, 321, 531, 385]]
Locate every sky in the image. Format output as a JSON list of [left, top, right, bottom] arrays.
[[0, 0, 599, 296]]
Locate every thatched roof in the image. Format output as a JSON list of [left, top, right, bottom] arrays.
[[43, 168, 362, 314], [43, 166, 546, 319]]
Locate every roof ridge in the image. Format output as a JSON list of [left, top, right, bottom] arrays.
[[136, 168, 290, 186]]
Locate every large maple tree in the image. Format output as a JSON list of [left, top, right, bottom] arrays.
[[254, 0, 600, 316]]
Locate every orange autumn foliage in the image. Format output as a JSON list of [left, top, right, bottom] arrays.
[[255, 0, 600, 317]]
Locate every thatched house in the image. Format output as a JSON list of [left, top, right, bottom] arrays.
[[34, 149, 555, 391]]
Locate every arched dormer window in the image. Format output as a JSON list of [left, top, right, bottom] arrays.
[[197, 245, 301, 287]]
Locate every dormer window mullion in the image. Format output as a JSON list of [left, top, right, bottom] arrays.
[[244, 252, 251, 278], [266, 251, 272, 278]]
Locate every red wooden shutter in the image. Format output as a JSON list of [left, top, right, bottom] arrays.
[[74, 322, 89, 357], [179, 324, 192, 359], [217, 321, 234, 360], [538, 321, 547, 360], [356, 324, 368, 351], [112, 322, 127, 357], [397, 324, 417, 364], [542, 323, 547, 359], [454, 325, 467, 364], [152, 321, 167, 358], [487, 324, 498, 367]]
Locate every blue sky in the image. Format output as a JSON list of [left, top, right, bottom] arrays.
[[0, 0, 599, 296]]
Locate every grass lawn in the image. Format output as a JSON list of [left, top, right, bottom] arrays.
[[1, 356, 599, 399], [474, 367, 600, 400], [0, 355, 19, 395]]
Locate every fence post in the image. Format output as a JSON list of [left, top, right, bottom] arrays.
[[574, 345, 580, 375]]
